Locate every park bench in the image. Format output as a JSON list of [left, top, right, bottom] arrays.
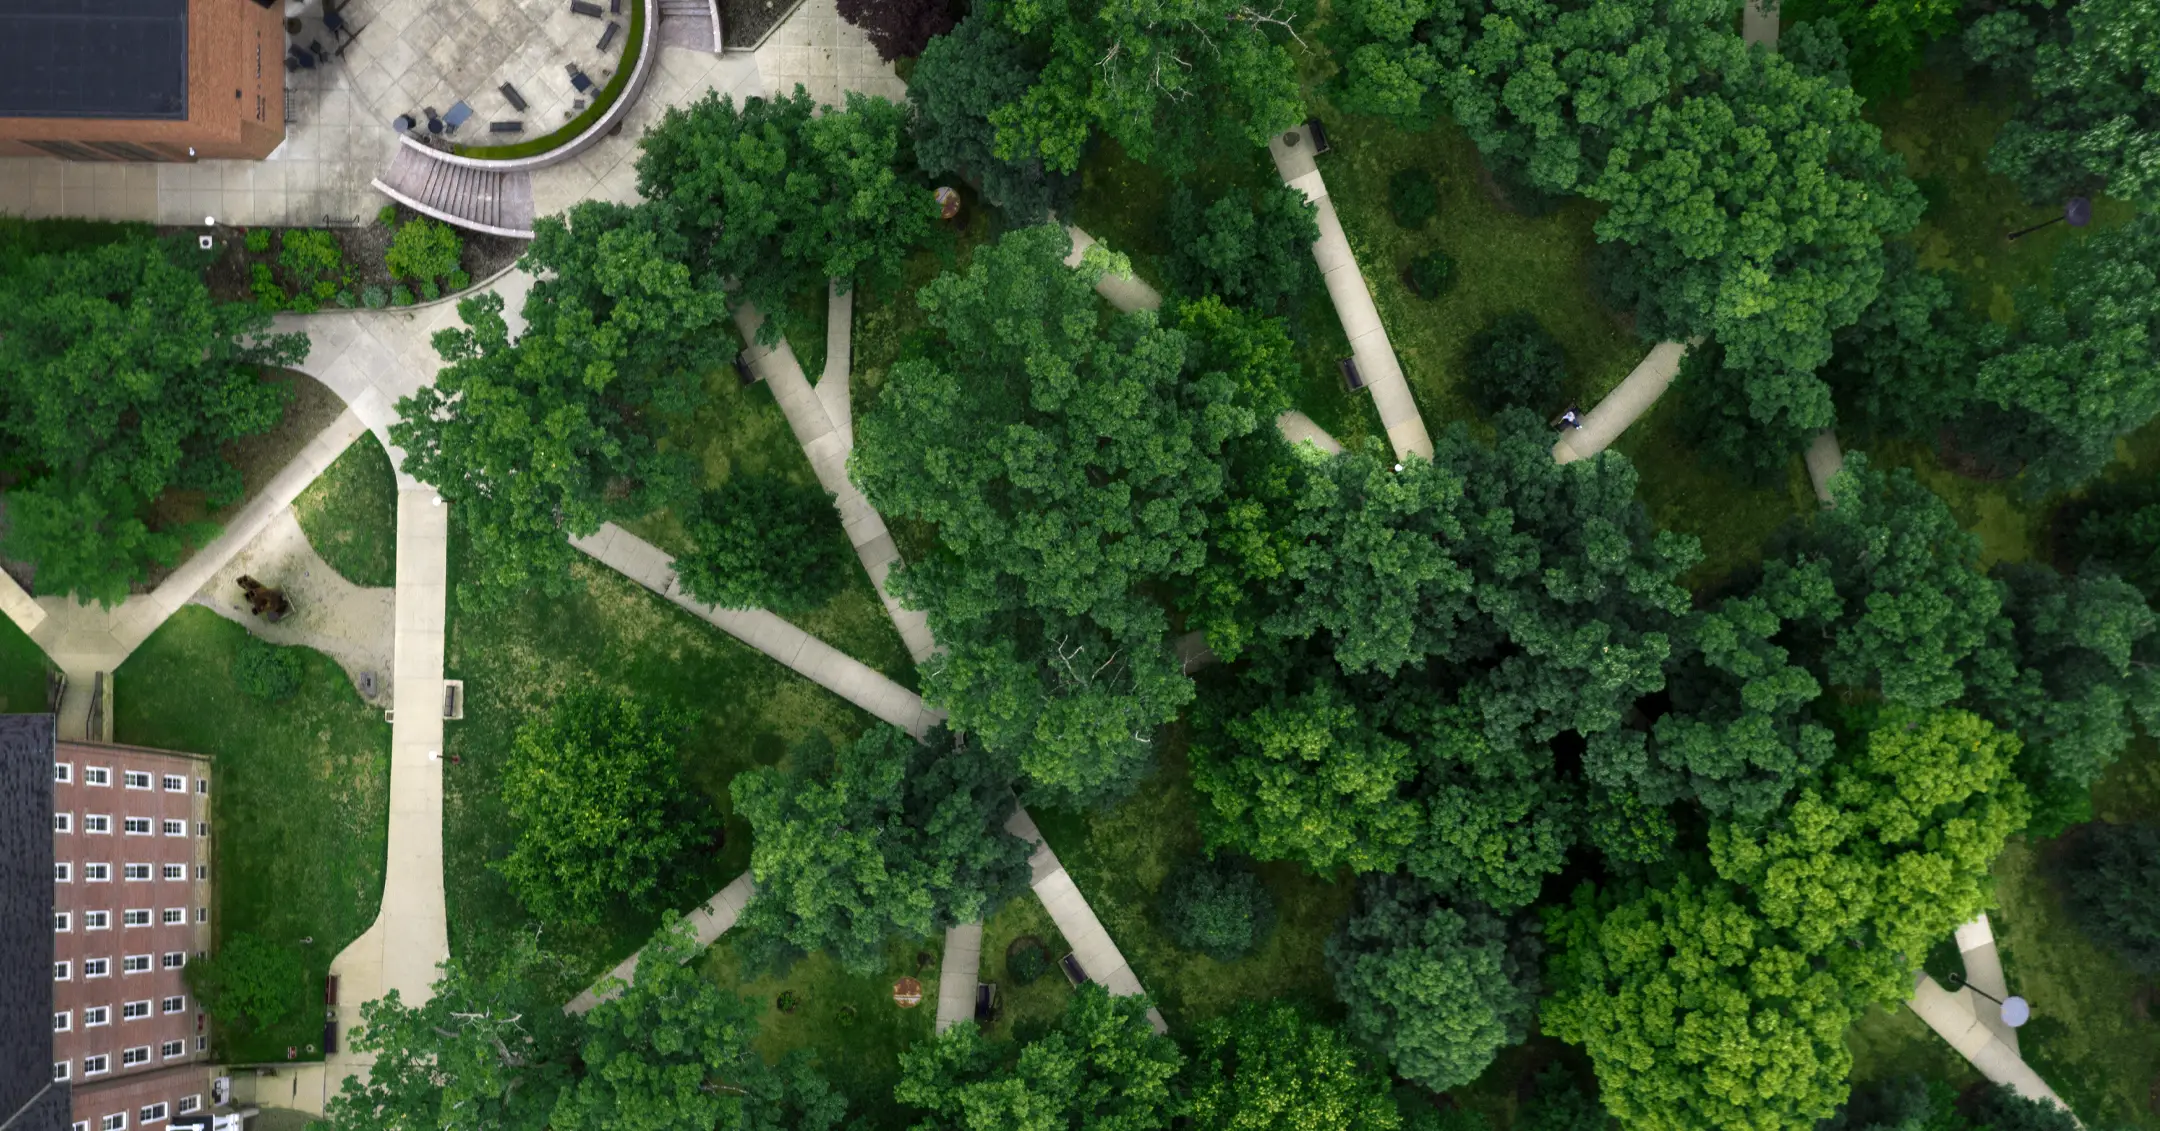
[[443, 680, 465, 721], [734, 351, 761, 386], [1338, 357, 1367, 394], [1060, 953, 1089, 987], [597, 20, 619, 49], [500, 82, 529, 111], [490, 120, 524, 133], [570, 0, 605, 15], [1303, 117, 1331, 154], [975, 983, 1000, 1023]]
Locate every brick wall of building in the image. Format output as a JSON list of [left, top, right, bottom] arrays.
[[66, 1065, 214, 1131], [50, 742, 215, 1131]]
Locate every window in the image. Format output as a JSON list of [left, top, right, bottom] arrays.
[[54, 912, 70, 932], [82, 1054, 109, 1076], [194, 865, 207, 881], [84, 1006, 109, 1026], [122, 909, 149, 927], [74, 1122, 89, 1131], [85, 911, 108, 930], [196, 778, 208, 795], [56, 812, 72, 833], [123, 818, 151, 835], [123, 771, 150, 790], [195, 907, 208, 923], [55, 763, 72, 783], [85, 863, 109, 882], [162, 864, 184, 881], [158, 1040, 183, 1060], [84, 958, 109, 977], [161, 775, 185, 793], [53, 1062, 69, 1081], [84, 767, 111, 786], [122, 1001, 150, 1020], [162, 820, 185, 837], [161, 908, 184, 925], [122, 1046, 149, 1066], [55, 962, 70, 981], [177, 1097, 200, 1116], [196, 822, 208, 837], [161, 996, 185, 1014], [160, 952, 185, 970], [56, 863, 71, 883], [100, 1115, 126, 1131], [124, 864, 150, 881], [84, 815, 110, 834], [140, 1103, 167, 1124], [54, 1011, 71, 1031], [194, 1036, 207, 1052], [122, 955, 150, 973]]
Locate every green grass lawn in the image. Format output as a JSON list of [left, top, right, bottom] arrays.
[[700, 933, 942, 1130], [112, 608, 390, 1065], [441, 521, 883, 983], [0, 613, 49, 714], [977, 892, 1076, 1039], [292, 436, 399, 588]]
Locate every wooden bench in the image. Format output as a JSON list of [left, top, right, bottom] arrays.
[[1338, 356, 1367, 394], [975, 982, 1000, 1023], [734, 351, 761, 386], [442, 680, 465, 721], [324, 975, 338, 1006], [570, 0, 604, 15], [1304, 117, 1331, 154], [1060, 953, 1089, 987]]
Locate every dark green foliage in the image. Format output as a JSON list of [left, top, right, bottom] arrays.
[[385, 217, 462, 288], [1156, 855, 1277, 960], [1387, 168, 1438, 228], [1183, 1002, 1402, 1131], [1324, 874, 1539, 1093], [908, 15, 1076, 222], [493, 689, 717, 926], [674, 474, 848, 614], [2067, 476, 2160, 599], [1975, 0, 2160, 204], [1781, 0, 1958, 95], [1668, 341, 1824, 480], [390, 284, 413, 306], [362, 285, 388, 309], [1975, 1086, 2084, 1131], [1820, 248, 1993, 444], [1463, 312, 1566, 417], [731, 725, 1031, 974], [1405, 250, 1457, 299], [1162, 184, 1320, 315], [233, 635, 304, 702], [895, 985, 1182, 1129], [186, 931, 308, 1032], [0, 233, 303, 605], [392, 200, 729, 608], [2059, 821, 2160, 974], [1519, 1065, 1616, 1131], [1006, 938, 1048, 984]]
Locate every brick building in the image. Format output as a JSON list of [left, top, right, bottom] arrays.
[[0, 0, 286, 161]]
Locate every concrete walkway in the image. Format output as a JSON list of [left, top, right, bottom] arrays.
[[192, 507, 395, 705], [1276, 410, 1344, 455], [566, 872, 757, 1013], [1904, 914, 2074, 1116], [1805, 430, 1845, 504], [734, 301, 937, 666], [1552, 340, 1694, 464], [1005, 806, 1169, 1033], [935, 922, 984, 1034], [821, 278, 855, 447], [1744, 0, 1780, 47], [1062, 224, 1165, 314], [1268, 129, 1434, 463]]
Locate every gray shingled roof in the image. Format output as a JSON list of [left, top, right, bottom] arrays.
[[0, 716, 65, 1131]]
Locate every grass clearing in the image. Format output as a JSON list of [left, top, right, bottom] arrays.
[[441, 527, 881, 983], [1610, 398, 1817, 590], [113, 607, 390, 1065], [0, 614, 49, 714], [976, 893, 1075, 1039], [292, 436, 399, 588]]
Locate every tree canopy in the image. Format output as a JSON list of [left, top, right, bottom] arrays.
[[1971, 0, 2160, 206], [909, 15, 1077, 221], [675, 473, 849, 615], [895, 985, 1182, 1130], [1184, 1001, 1402, 1131]]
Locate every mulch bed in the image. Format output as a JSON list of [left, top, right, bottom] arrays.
[[721, 0, 807, 51], [167, 203, 527, 308]]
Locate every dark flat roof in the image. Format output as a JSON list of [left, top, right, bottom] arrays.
[[0, 717, 62, 1131], [0, 0, 187, 121]]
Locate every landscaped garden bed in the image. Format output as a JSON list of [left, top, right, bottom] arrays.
[[181, 204, 525, 314]]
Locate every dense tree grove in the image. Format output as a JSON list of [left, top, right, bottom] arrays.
[[1967, 0, 2160, 206], [908, 15, 1078, 221], [675, 473, 849, 615], [1185, 1002, 1402, 1131], [2058, 820, 2160, 974], [896, 986, 1183, 1129]]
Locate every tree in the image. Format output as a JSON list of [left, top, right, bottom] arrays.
[[675, 474, 849, 614], [1964, 212, 2160, 493], [1819, 247, 1993, 445], [909, 15, 1077, 222], [1979, 0, 2160, 205], [1324, 875, 1540, 1093], [730, 725, 1031, 974], [392, 201, 729, 609], [1162, 185, 1320, 316], [0, 233, 303, 605], [2059, 821, 2160, 975], [1157, 855, 1278, 961], [1463, 312, 1567, 418], [185, 932, 308, 1032], [837, 0, 956, 61], [1183, 1001, 1401, 1131], [1781, 0, 1959, 96], [385, 217, 464, 295], [2066, 475, 2160, 599], [327, 933, 580, 1131], [492, 689, 717, 926], [895, 984, 1182, 1130], [636, 88, 938, 319]]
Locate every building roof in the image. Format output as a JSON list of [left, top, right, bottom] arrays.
[[0, 716, 64, 1131], [0, 0, 188, 121]]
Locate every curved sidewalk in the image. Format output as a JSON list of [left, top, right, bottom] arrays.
[[1552, 340, 1693, 464]]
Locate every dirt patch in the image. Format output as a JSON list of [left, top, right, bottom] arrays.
[[189, 507, 395, 705], [169, 204, 526, 309]]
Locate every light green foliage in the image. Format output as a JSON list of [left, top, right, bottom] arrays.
[[909, 16, 1076, 221], [1183, 1001, 1401, 1131], [730, 726, 1032, 974], [185, 932, 308, 1032], [385, 217, 463, 287], [1162, 184, 1320, 315], [895, 984, 1182, 1130], [675, 474, 849, 614], [0, 234, 302, 605], [278, 229, 347, 302], [1981, 0, 2160, 204], [493, 689, 716, 926], [233, 634, 305, 702], [1324, 875, 1539, 1092], [1156, 855, 1278, 961], [392, 200, 728, 608], [636, 87, 938, 320], [853, 227, 1291, 804], [985, 0, 1306, 173], [1968, 212, 2160, 493]]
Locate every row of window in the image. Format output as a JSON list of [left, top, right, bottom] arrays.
[[53, 997, 187, 1029], [53, 908, 204, 931], [54, 814, 204, 837], [56, 863, 208, 883], [70, 1095, 202, 1131], [52, 953, 191, 980], [52, 1041, 203, 1081], [55, 764, 207, 794]]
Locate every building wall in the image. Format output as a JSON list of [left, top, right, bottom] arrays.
[[0, 0, 285, 161], [51, 742, 215, 1131], [66, 1066, 214, 1131]]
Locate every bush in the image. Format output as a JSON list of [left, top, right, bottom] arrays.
[[385, 216, 462, 286], [447, 268, 471, 292], [2059, 821, 2160, 975], [1158, 855, 1276, 961], [185, 931, 307, 1032], [278, 229, 346, 301], [1388, 168, 1439, 228], [244, 228, 271, 254], [1406, 250, 1456, 299], [420, 279, 440, 302], [233, 634, 304, 702], [1162, 185, 1320, 315], [361, 285, 389, 309], [1463, 312, 1567, 417], [675, 474, 848, 614], [1006, 938, 1049, 984], [389, 285, 413, 306], [333, 289, 356, 308], [248, 262, 287, 312], [375, 204, 399, 227]]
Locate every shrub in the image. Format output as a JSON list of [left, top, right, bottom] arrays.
[[278, 229, 345, 301], [244, 228, 271, 254], [420, 279, 440, 302], [375, 204, 399, 227], [333, 289, 357, 308], [1463, 312, 1567, 417], [1158, 855, 1276, 961], [361, 285, 389, 309], [1406, 250, 1456, 299], [447, 268, 471, 292], [233, 635, 304, 702], [675, 474, 848, 614], [1007, 938, 1049, 984], [389, 285, 413, 306], [385, 216, 463, 286], [2059, 821, 2160, 974], [248, 262, 287, 312], [1388, 168, 1439, 228]]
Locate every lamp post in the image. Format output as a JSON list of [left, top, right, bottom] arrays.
[[1948, 972, 2032, 1028], [2007, 196, 2092, 241]]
